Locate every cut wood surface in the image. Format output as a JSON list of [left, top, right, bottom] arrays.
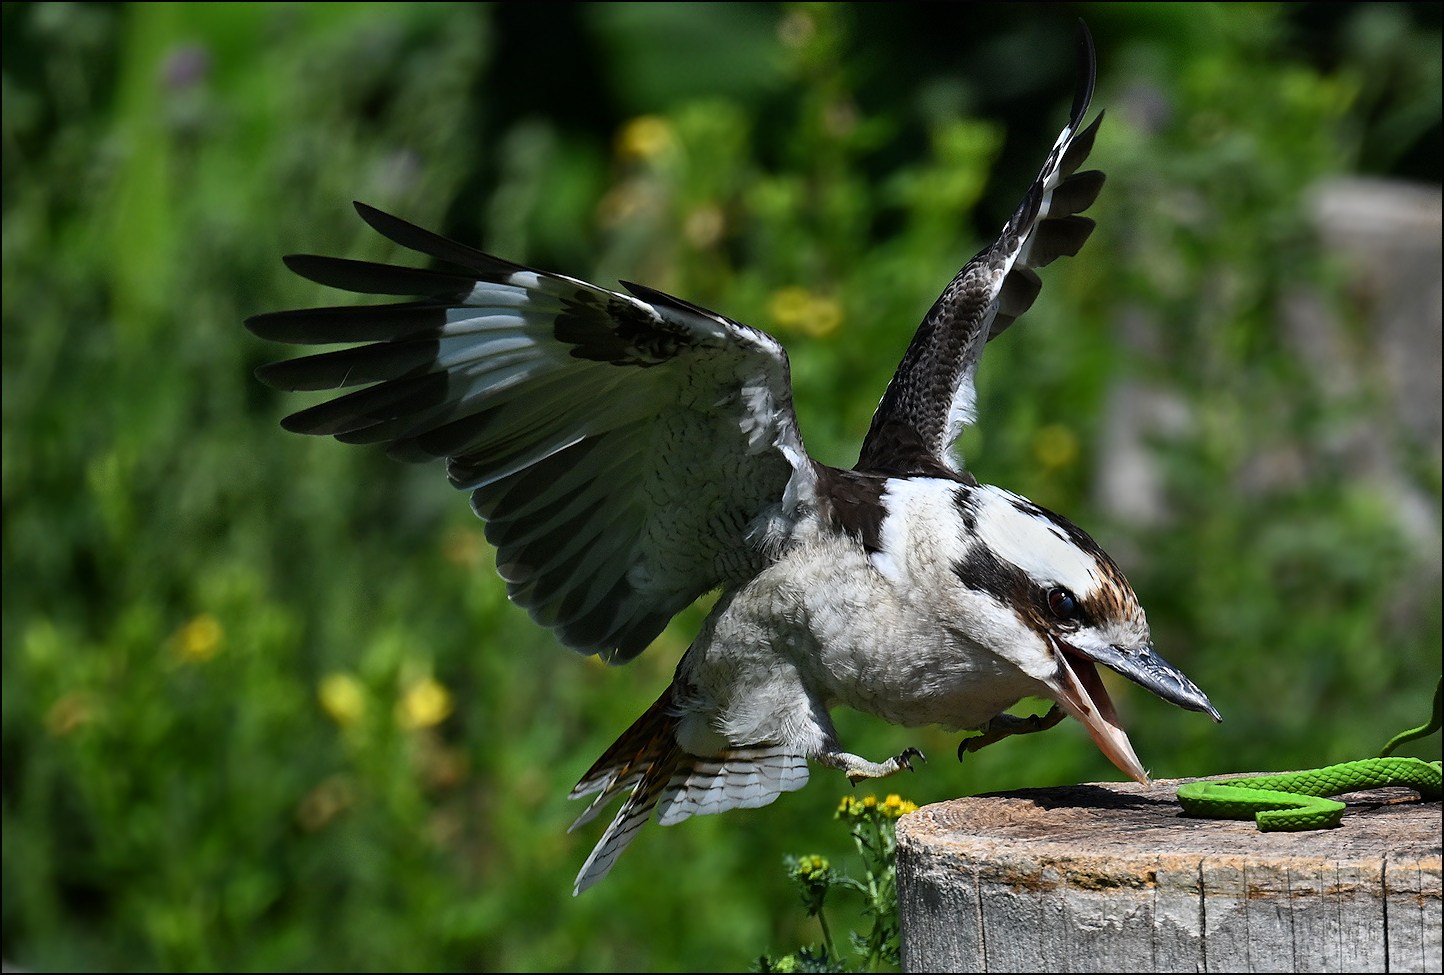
[[897, 776, 1441, 973]]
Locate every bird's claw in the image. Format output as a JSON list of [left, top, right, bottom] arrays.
[[831, 746, 927, 784], [897, 746, 926, 772], [958, 705, 1066, 761]]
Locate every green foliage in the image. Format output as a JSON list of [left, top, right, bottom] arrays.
[[755, 795, 917, 974], [3, 3, 1439, 972]]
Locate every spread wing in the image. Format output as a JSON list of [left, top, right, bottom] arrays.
[[247, 203, 812, 662], [855, 21, 1106, 477]]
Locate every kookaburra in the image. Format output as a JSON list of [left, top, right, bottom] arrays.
[[248, 23, 1218, 894]]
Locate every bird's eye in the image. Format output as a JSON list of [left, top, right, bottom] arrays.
[[1047, 587, 1080, 621]]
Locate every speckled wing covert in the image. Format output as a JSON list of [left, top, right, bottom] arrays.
[[247, 203, 811, 662], [855, 21, 1106, 477]]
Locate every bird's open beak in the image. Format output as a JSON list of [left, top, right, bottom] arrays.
[[1046, 636, 1219, 784]]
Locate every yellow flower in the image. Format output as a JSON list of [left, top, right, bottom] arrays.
[[789, 854, 831, 883], [617, 115, 674, 160], [768, 286, 843, 338], [397, 677, 453, 730], [882, 794, 919, 818], [319, 672, 366, 727], [173, 613, 223, 662]]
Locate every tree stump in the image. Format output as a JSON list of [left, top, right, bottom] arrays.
[[896, 776, 1441, 973]]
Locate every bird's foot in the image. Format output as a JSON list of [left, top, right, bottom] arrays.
[[818, 746, 926, 785], [958, 705, 1066, 760]]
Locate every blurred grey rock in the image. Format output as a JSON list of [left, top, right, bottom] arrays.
[[1309, 176, 1442, 457], [1098, 176, 1441, 565]]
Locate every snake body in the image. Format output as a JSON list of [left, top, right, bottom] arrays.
[[1177, 757, 1442, 831]]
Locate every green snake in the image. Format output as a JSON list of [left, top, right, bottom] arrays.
[[1177, 678, 1442, 831]]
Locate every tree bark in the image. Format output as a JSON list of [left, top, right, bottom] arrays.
[[896, 777, 1441, 973]]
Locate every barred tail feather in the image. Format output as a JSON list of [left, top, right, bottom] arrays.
[[570, 768, 675, 896], [654, 747, 809, 825], [567, 687, 679, 828], [568, 684, 810, 894]]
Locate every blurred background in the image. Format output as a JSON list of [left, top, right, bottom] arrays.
[[3, 2, 1440, 971]]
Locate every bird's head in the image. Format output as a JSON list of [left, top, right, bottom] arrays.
[[951, 485, 1219, 782]]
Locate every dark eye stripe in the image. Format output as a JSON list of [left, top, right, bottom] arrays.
[[952, 544, 1028, 608]]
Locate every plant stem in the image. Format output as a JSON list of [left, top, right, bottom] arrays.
[[817, 908, 837, 962]]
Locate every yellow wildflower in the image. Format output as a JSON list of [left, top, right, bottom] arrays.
[[319, 672, 366, 727], [768, 286, 843, 338], [173, 613, 223, 662], [882, 794, 919, 818], [397, 676, 453, 730], [789, 854, 831, 883], [617, 115, 674, 160]]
